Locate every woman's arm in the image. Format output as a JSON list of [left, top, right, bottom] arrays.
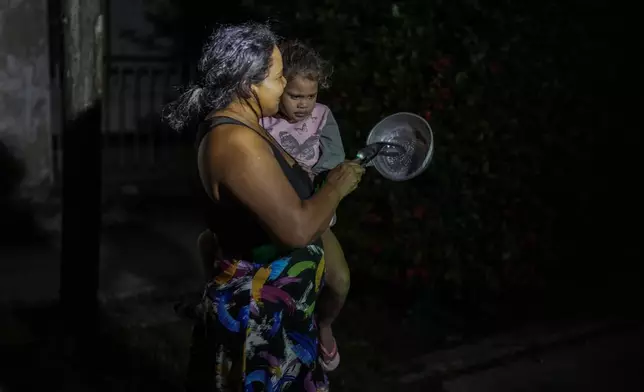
[[207, 124, 340, 248], [312, 111, 346, 174]]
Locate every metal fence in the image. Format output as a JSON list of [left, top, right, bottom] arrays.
[[48, 55, 200, 198], [100, 55, 197, 195]]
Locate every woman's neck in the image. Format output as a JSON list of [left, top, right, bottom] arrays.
[[214, 101, 261, 125]]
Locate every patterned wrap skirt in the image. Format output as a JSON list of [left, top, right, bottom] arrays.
[[186, 243, 330, 392]]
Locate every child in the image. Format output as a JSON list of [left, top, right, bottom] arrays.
[[262, 40, 349, 372]]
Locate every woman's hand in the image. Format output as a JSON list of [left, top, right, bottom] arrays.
[[205, 125, 361, 247], [326, 161, 365, 198]]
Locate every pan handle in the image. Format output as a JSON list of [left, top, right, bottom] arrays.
[[355, 142, 406, 167], [355, 144, 383, 167]]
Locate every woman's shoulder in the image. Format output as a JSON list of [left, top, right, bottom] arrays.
[[204, 120, 269, 156]]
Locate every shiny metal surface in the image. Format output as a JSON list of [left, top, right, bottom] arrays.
[[365, 112, 434, 181]]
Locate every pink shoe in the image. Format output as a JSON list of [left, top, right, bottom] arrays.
[[319, 338, 340, 372]]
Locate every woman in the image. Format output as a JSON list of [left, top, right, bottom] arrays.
[[164, 23, 364, 392]]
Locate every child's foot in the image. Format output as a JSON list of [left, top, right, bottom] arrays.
[[318, 325, 340, 372]]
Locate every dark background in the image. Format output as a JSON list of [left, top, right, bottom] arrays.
[[1, 0, 640, 391]]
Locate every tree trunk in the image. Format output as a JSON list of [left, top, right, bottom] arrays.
[[56, 0, 105, 343]]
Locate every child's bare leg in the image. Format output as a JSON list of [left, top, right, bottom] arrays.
[[318, 229, 350, 361]]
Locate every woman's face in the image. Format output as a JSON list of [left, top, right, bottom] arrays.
[[279, 76, 319, 123], [253, 46, 287, 117]]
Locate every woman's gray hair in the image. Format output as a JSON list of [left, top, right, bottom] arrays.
[[164, 22, 278, 131]]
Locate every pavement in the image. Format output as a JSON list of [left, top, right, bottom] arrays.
[[442, 323, 644, 392], [2, 199, 644, 392], [1, 197, 206, 307]]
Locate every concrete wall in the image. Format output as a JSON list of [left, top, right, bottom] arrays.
[[0, 0, 53, 201]]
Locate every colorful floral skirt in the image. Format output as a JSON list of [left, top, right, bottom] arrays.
[[186, 243, 330, 392]]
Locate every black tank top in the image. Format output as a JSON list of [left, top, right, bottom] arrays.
[[196, 116, 318, 261]]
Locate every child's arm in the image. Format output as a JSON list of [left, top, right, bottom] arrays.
[[312, 111, 346, 174]]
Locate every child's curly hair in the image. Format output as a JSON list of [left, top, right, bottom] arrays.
[[279, 40, 332, 89]]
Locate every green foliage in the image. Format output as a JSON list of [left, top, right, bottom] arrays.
[[143, 0, 604, 321]]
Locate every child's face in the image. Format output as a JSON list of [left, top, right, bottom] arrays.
[[279, 75, 319, 122]]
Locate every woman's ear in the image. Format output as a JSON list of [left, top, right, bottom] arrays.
[[250, 82, 260, 96]]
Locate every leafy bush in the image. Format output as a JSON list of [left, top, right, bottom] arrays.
[[141, 0, 611, 322]]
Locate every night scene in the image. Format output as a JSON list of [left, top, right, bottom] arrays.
[[0, 0, 641, 391]]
